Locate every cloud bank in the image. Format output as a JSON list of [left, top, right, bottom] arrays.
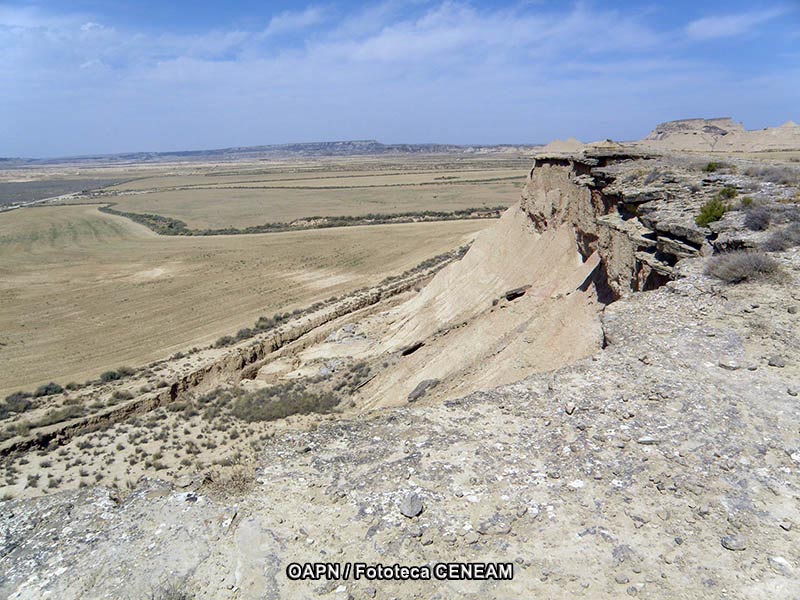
[[0, 1, 797, 156]]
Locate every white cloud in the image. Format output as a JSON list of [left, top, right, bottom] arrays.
[[264, 6, 324, 36], [685, 7, 787, 40], [80, 22, 104, 32], [0, 1, 797, 156]]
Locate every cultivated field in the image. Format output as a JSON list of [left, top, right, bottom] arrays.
[[0, 203, 487, 396], [60, 157, 527, 229]]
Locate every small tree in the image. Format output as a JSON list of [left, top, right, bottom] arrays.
[[696, 198, 729, 226]]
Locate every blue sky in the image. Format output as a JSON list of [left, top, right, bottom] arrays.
[[1, 1, 798, 157]]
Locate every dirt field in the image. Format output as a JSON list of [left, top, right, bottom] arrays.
[[0, 204, 487, 396], [50, 158, 526, 229], [102, 182, 518, 229]]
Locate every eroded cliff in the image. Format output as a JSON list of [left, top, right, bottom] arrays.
[[1, 148, 799, 600]]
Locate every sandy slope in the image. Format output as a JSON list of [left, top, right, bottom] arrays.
[[355, 205, 604, 407]]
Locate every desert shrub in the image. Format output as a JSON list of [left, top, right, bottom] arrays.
[[744, 165, 799, 185], [235, 328, 254, 340], [705, 251, 781, 283], [744, 206, 771, 231], [231, 384, 339, 422], [213, 335, 235, 348], [149, 582, 195, 600], [33, 405, 85, 428], [763, 223, 800, 251], [717, 186, 738, 200], [1, 392, 33, 417], [696, 198, 730, 226], [65, 382, 81, 391], [111, 390, 133, 401], [739, 196, 754, 208], [254, 316, 275, 331], [117, 366, 135, 377], [703, 162, 724, 173], [34, 382, 63, 397], [100, 370, 120, 382]]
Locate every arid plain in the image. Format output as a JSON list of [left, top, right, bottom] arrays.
[[0, 153, 526, 398]]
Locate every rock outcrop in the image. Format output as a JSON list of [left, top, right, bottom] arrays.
[[637, 117, 800, 152]]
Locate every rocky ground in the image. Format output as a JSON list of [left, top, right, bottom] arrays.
[[1, 148, 799, 599]]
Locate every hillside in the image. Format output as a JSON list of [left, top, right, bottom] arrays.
[[1, 141, 799, 599]]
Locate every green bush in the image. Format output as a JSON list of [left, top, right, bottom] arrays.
[[696, 198, 730, 226], [717, 186, 738, 200], [703, 162, 724, 172]]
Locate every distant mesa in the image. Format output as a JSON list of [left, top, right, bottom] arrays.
[[637, 117, 800, 152], [538, 137, 585, 154], [644, 117, 745, 141]]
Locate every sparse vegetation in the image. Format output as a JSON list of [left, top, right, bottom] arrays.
[[744, 206, 771, 231], [34, 382, 63, 397], [1, 392, 33, 418], [705, 251, 781, 283], [100, 370, 121, 382], [32, 405, 86, 429], [703, 161, 724, 173], [744, 164, 799, 185], [99, 204, 506, 237], [763, 223, 800, 252], [696, 198, 730, 226], [149, 582, 194, 600], [231, 382, 340, 422], [213, 335, 235, 348]]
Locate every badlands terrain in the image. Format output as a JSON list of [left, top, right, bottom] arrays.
[[1, 119, 799, 599]]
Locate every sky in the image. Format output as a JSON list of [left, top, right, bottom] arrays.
[[1, 1, 798, 157]]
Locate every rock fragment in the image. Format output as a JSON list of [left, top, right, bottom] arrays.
[[399, 492, 423, 518], [768, 556, 793, 576], [720, 535, 746, 551], [718, 356, 741, 370], [768, 356, 786, 368], [407, 379, 439, 402], [464, 531, 480, 544], [636, 436, 660, 445]]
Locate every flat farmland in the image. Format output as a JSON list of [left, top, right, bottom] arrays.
[[0, 204, 488, 396], [99, 181, 521, 229], [108, 167, 524, 191], [60, 158, 527, 230]]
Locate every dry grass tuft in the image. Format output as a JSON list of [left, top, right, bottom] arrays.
[[705, 251, 782, 283]]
